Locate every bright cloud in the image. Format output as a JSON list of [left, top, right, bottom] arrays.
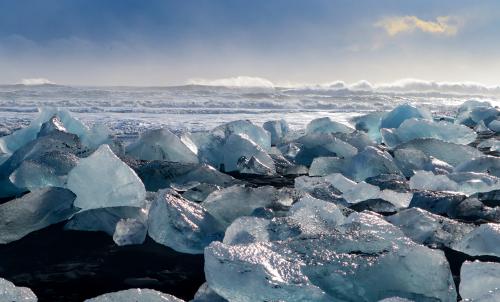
[[376, 16, 459, 36], [187, 76, 275, 88]]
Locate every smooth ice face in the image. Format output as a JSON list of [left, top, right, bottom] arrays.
[[478, 139, 500, 153], [395, 138, 482, 167], [223, 216, 272, 245], [212, 120, 271, 150], [126, 128, 199, 163], [342, 182, 380, 203], [0, 277, 38, 302], [488, 119, 500, 132], [222, 133, 275, 174], [223, 196, 346, 245], [205, 212, 456, 302], [349, 146, 402, 181], [306, 117, 354, 135], [455, 223, 500, 257], [384, 118, 477, 147], [380, 104, 432, 129], [67, 144, 146, 210], [410, 171, 459, 192], [113, 218, 148, 246], [202, 185, 293, 227], [454, 156, 500, 177], [263, 120, 289, 146], [387, 208, 475, 250], [0, 187, 78, 244], [460, 261, 500, 302], [352, 111, 385, 143], [192, 283, 228, 302], [133, 161, 238, 192], [394, 148, 452, 177], [84, 288, 184, 302], [65, 206, 147, 236], [308, 157, 345, 176], [295, 133, 358, 166], [148, 189, 224, 254]]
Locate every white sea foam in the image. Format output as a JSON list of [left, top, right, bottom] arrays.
[[19, 78, 55, 86]]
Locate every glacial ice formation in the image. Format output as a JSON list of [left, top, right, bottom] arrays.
[[263, 119, 289, 146], [126, 128, 199, 163], [0, 277, 38, 302], [454, 223, 500, 257], [84, 288, 184, 302], [459, 261, 500, 302], [205, 212, 457, 302], [148, 189, 224, 254], [67, 144, 146, 210], [380, 104, 432, 129], [222, 133, 275, 174], [212, 120, 271, 150], [0, 187, 78, 244], [306, 117, 354, 135]]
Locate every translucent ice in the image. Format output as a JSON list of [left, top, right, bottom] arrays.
[[454, 156, 500, 177], [348, 146, 402, 181], [387, 208, 475, 250], [148, 189, 224, 254], [455, 223, 500, 257], [126, 128, 199, 163], [380, 104, 432, 129], [205, 212, 456, 302], [394, 148, 452, 177], [342, 182, 380, 203], [0, 107, 87, 155], [308, 157, 345, 176], [395, 138, 482, 167], [410, 171, 459, 192], [192, 283, 228, 302], [0, 277, 37, 302], [478, 139, 500, 153], [212, 120, 271, 150], [263, 119, 289, 146], [352, 111, 385, 143], [222, 134, 275, 174], [488, 119, 500, 132], [113, 218, 148, 246], [67, 144, 146, 210], [306, 117, 354, 135], [459, 261, 500, 302], [202, 185, 293, 227], [132, 161, 238, 192], [295, 133, 357, 166], [66, 206, 147, 237], [385, 118, 477, 147], [0, 187, 78, 244], [84, 288, 184, 302]]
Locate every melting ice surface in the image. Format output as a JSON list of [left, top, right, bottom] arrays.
[[0, 84, 499, 301]]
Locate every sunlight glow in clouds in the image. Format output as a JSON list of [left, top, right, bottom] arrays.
[[376, 16, 459, 36]]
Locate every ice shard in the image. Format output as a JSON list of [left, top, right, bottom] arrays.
[[0, 277, 38, 302], [212, 120, 271, 150], [84, 288, 184, 302], [148, 189, 224, 254], [459, 261, 500, 302], [306, 117, 354, 135], [205, 212, 456, 302], [455, 223, 500, 257], [263, 119, 289, 146], [380, 104, 432, 129], [126, 128, 199, 163], [113, 218, 148, 246], [67, 144, 146, 210], [0, 187, 78, 244], [222, 133, 275, 174]]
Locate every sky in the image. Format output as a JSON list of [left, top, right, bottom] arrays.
[[0, 0, 499, 86]]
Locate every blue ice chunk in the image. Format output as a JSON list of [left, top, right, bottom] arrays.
[[263, 119, 289, 146], [0, 187, 78, 244], [306, 117, 354, 135], [67, 144, 146, 210], [126, 128, 199, 163], [380, 104, 432, 129], [148, 189, 224, 254]]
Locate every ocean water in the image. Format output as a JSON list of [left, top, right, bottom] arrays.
[[0, 84, 497, 137]]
